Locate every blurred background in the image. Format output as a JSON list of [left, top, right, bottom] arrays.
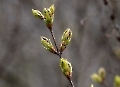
[[0, 0, 120, 87]]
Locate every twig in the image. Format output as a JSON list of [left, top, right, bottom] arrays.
[[69, 79, 74, 87], [49, 29, 61, 58], [49, 29, 74, 87]]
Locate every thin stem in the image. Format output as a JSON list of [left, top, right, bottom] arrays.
[[49, 30, 62, 58], [69, 80, 74, 87]]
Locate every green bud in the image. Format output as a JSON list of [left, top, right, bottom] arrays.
[[40, 36, 57, 54], [62, 28, 72, 42], [114, 75, 120, 87], [59, 28, 72, 52], [60, 58, 72, 80], [98, 67, 106, 80], [91, 73, 102, 83], [32, 4, 55, 30], [32, 9, 44, 19], [42, 5, 55, 30]]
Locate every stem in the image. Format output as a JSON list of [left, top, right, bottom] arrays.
[[69, 80, 74, 87], [49, 30, 62, 58]]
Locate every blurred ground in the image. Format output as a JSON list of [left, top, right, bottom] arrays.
[[0, 0, 120, 87]]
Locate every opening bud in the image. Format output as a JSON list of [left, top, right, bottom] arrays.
[[59, 28, 72, 52], [60, 58, 72, 80], [40, 36, 57, 54], [43, 5, 55, 30]]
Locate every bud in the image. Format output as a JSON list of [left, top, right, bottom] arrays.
[[114, 75, 120, 87], [40, 36, 57, 54], [98, 67, 106, 79], [91, 73, 102, 83], [60, 58, 72, 80], [32, 9, 44, 19], [59, 28, 72, 52], [32, 5, 55, 30], [43, 5, 55, 30]]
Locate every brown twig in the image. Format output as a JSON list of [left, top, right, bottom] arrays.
[[49, 29, 62, 58]]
